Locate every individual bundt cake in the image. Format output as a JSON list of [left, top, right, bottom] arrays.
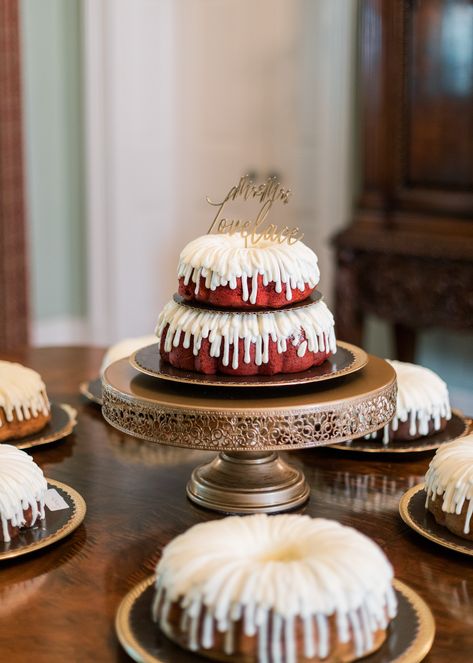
[[0, 444, 47, 542], [177, 233, 320, 309], [0, 361, 51, 442], [425, 433, 473, 541], [100, 335, 157, 374], [366, 360, 451, 444], [152, 514, 397, 662]]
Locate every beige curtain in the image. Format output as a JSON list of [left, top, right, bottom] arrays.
[[0, 0, 29, 350]]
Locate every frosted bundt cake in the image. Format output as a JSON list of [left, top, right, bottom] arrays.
[[100, 335, 157, 374], [368, 360, 451, 444], [178, 233, 320, 309], [0, 445, 47, 542], [152, 514, 397, 662], [425, 433, 473, 541], [0, 361, 51, 442], [156, 296, 336, 376]]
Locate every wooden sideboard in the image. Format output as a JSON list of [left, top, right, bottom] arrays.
[[334, 0, 473, 361]]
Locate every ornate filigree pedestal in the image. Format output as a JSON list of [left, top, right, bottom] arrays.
[[102, 353, 396, 514], [187, 451, 310, 513]]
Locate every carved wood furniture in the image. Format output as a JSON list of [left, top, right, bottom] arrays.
[[334, 0, 473, 361]]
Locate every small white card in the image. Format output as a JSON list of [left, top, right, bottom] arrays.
[[45, 488, 70, 512]]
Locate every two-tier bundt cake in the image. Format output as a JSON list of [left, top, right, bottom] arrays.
[[0, 444, 47, 542], [0, 361, 51, 442], [152, 514, 397, 663], [425, 433, 473, 541], [366, 360, 451, 444], [156, 232, 336, 376]]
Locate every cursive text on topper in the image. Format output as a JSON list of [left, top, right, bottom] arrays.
[[206, 175, 304, 245]]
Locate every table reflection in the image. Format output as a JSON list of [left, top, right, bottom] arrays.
[[107, 429, 207, 467], [310, 468, 423, 514]]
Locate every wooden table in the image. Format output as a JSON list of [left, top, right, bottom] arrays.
[[0, 347, 471, 662]]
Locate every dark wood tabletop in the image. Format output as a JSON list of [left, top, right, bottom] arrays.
[[0, 346, 471, 662]]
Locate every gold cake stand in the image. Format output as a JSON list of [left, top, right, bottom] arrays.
[[102, 353, 396, 514]]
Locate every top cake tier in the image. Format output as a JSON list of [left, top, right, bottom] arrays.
[[177, 233, 320, 309]]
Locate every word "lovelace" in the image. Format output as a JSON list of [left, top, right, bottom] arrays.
[[206, 175, 304, 245]]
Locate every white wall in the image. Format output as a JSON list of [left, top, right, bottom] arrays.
[[84, 0, 357, 345]]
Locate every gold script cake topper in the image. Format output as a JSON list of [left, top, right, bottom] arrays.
[[206, 175, 304, 245]]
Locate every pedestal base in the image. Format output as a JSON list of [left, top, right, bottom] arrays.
[[186, 451, 310, 514]]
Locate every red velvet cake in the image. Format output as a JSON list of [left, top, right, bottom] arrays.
[[156, 297, 336, 376], [177, 233, 319, 309]]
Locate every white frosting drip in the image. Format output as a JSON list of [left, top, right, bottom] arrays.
[[425, 433, 473, 534], [0, 361, 50, 429], [0, 445, 47, 542], [367, 360, 451, 444], [178, 233, 320, 304], [156, 299, 336, 370], [152, 515, 397, 661], [100, 335, 157, 374]]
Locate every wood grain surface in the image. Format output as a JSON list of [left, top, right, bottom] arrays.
[[0, 347, 471, 662]]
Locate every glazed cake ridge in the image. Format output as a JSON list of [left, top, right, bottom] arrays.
[[0, 360, 50, 428], [100, 335, 157, 374], [152, 514, 397, 662], [155, 298, 336, 371], [178, 233, 320, 305], [425, 433, 473, 534], [368, 360, 451, 444], [0, 444, 48, 542]]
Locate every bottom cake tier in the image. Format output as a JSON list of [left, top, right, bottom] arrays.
[[156, 296, 336, 376]]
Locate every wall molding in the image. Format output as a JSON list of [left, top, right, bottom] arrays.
[[82, 1, 356, 342], [82, 0, 112, 344]]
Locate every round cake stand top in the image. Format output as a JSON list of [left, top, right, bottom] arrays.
[[102, 354, 396, 452]]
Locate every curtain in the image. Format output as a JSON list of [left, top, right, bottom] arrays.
[[0, 0, 29, 350]]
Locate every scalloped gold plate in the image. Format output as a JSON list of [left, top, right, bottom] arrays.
[[400, 484, 473, 557], [172, 290, 322, 313], [5, 402, 78, 451], [0, 479, 86, 561], [115, 577, 435, 663], [130, 341, 368, 388], [80, 378, 103, 406], [330, 411, 470, 454]]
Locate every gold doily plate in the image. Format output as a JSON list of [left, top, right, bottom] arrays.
[[172, 289, 323, 313], [102, 354, 396, 451], [80, 378, 103, 405], [130, 341, 368, 388], [115, 576, 434, 663], [400, 484, 473, 557], [330, 410, 470, 454], [9, 403, 78, 451], [0, 479, 86, 561]]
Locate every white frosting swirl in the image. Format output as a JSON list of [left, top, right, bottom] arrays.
[[0, 445, 47, 542], [368, 360, 451, 444], [152, 515, 396, 662], [156, 298, 336, 370], [178, 233, 320, 304], [425, 433, 473, 534], [0, 361, 50, 429], [100, 335, 156, 375]]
